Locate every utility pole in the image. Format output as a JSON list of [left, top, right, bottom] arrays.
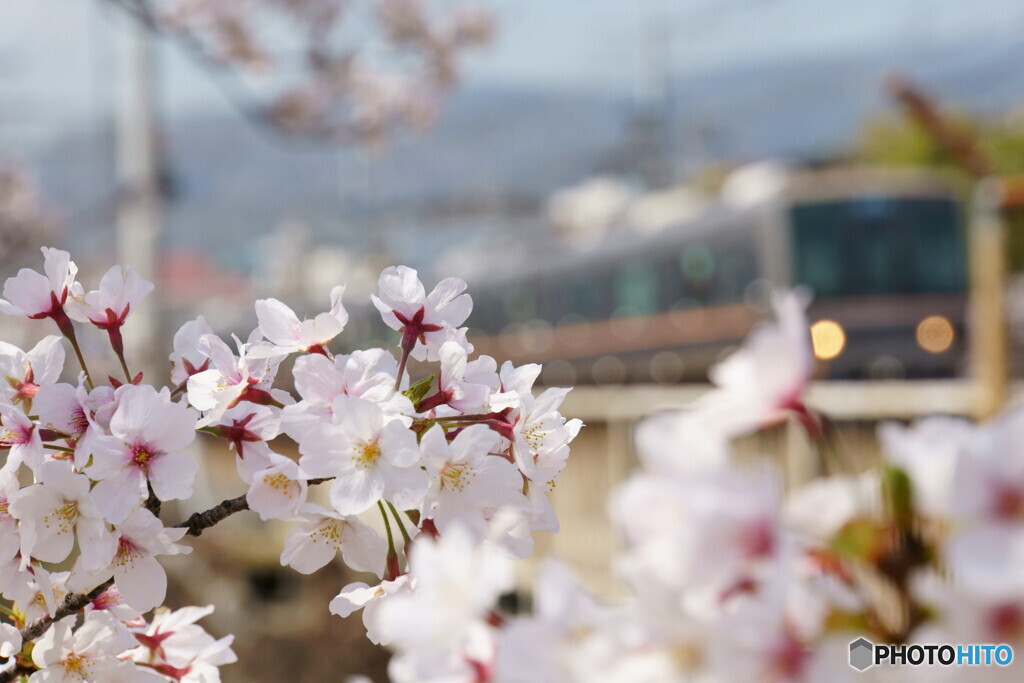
[[116, 15, 161, 376]]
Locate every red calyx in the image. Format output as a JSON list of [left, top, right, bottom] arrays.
[[394, 306, 444, 353]]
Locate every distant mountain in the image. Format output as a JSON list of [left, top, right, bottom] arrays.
[[668, 31, 1024, 162], [31, 29, 1024, 282], [35, 86, 627, 274]]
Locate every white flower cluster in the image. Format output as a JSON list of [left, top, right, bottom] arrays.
[[0, 247, 580, 682]]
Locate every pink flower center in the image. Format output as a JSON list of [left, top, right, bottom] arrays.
[[131, 444, 157, 473], [991, 482, 1024, 520], [69, 407, 89, 437], [741, 518, 776, 559], [988, 603, 1024, 640], [768, 634, 809, 680], [90, 588, 121, 612], [0, 422, 32, 447], [115, 537, 143, 567]]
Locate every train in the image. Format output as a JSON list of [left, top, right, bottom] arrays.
[[346, 166, 971, 386]]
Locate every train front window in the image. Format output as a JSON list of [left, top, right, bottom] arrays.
[[912, 201, 966, 292], [790, 197, 965, 298]]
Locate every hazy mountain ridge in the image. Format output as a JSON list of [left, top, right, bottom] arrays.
[[32, 29, 1024, 273]]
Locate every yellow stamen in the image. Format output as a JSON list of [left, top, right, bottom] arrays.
[[353, 440, 381, 469]]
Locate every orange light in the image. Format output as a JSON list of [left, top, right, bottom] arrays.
[[810, 319, 846, 360], [916, 315, 954, 354]]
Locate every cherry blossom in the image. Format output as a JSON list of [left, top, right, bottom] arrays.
[[86, 385, 199, 523], [328, 576, 412, 645], [66, 265, 153, 327], [0, 623, 19, 659], [85, 585, 143, 624], [280, 503, 387, 575], [0, 398, 44, 476], [169, 316, 214, 387], [160, 0, 493, 144], [253, 285, 348, 356], [295, 395, 425, 515], [0, 472, 19, 564], [371, 265, 472, 361], [206, 403, 280, 477], [9, 461, 114, 571], [96, 508, 191, 613], [419, 424, 523, 540], [34, 381, 115, 470], [878, 415, 975, 520], [499, 381, 582, 519], [0, 249, 599, 683], [281, 348, 408, 440], [614, 462, 787, 610], [375, 524, 513, 653], [0, 247, 77, 323], [186, 331, 285, 424], [244, 451, 309, 521], [127, 605, 237, 682], [494, 560, 613, 683], [0, 335, 65, 407], [425, 340, 498, 414], [698, 289, 815, 436], [29, 611, 136, 682]]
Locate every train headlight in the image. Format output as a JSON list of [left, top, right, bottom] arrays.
[[810, 319, 846, 360], [916, 315, 954, 354]]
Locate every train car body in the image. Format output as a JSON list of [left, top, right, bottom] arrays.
[[466, 166, 968, 385]]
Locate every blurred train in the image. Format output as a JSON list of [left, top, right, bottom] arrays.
[[341, 166, 970, 385], [461, 167, 969, 386]]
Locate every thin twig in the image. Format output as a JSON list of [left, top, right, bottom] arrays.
[[175, 493, 250, 538], [174, 477, 330, 537]]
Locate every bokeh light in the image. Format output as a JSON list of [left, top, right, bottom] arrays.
[[916, 315, 955, 354], [810, 319, 846, 360]]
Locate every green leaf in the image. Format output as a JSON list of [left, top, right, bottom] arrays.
[[403, 374, 435, 405], [830, 518, 884, 561], [880, 464, 914, 530]]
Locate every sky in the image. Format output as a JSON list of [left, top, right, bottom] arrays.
[[1, 0, 1023, 151]]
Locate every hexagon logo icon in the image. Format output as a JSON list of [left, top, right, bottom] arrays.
[[849, 637, 874, 671]]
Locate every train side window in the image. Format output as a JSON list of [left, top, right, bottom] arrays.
[[678, 243, 715, 305], [503, 287, 537, 324], [616, 261, 658, 316], [565, 275, 602, 321], [791, 205, 843, 298], [472, 291, 500, 334], [535, 277, 560, 323], [657, 256, 683, 309], [714, 247, 754, 304]]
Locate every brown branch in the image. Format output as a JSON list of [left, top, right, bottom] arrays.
[[0, 578, 115, 682], [174, 493, 249, 537], [0, 664, 33, 682], [174, 477, 331, 537], [885, 74, 993, 179]]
